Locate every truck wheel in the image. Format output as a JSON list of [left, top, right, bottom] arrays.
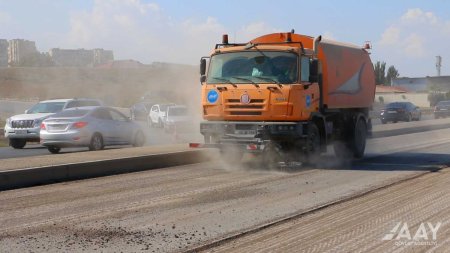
[[350, 118, 367, 158], [10, 139, 26, 149], [305, 123, 321, 163], [47, 146, 61, 154], [334, 117, 367, 159]]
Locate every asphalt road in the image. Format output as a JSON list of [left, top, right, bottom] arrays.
[[1, 128, 450, 252]]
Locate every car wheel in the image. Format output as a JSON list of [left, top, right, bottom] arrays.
[[89, 133, 104, 151], [406, 114, 412, 122], [9, 139, 26, 149], [381, 119, 387, 124], [47, 146, 61, 154], [133, 131, 145, 147]]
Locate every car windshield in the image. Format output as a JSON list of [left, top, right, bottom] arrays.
[[51, 109, 90, 118], [207, 51, 298, 84], [386, 103, 406, 109], [160, 104, 172, 112], [169, 107, 187, 116], [27, 102, 66, 114], [437, 101, 450, 106]]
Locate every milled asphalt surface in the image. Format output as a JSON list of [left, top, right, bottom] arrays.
[[2, 128, 450, 252]]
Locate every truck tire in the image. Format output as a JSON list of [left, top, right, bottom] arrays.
[[10, 139, 26, 149], [333, 117, 367, 159], [351, 118, 367, 158], [305, 123, 321, 163]]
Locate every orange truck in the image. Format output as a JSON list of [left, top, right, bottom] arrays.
[[192, 31, 375, 166]]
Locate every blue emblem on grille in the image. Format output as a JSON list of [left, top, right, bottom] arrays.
[[207, 90, 219, 103]]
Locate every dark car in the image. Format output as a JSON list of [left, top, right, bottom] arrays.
[[130, 101, 153, 121], [434, 100, 450, 119], [380, 102, 421, 124]]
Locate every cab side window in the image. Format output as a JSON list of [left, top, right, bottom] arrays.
[[301, 57, 310, 82]]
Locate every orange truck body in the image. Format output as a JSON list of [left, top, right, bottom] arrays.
[[197, 32, 375, 160]]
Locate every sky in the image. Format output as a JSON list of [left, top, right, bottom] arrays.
[[1, 0, 450, 77]]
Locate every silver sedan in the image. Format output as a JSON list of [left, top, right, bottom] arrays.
[[40, 106, 145, 154]]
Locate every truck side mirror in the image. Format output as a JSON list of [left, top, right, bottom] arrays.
[[200, 58, 206, 76], [309, 59, 319, 83]]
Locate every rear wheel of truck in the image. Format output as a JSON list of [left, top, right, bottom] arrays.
[[333, 117, 367, 159], [10, 139, 26, 149]]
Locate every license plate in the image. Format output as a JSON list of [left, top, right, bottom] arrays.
[[387, 111, 397, 113], [235, 130, 256, 135], [15, 130, 27, 135]]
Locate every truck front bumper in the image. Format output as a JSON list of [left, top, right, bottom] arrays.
[[199, 121, 309, 147]]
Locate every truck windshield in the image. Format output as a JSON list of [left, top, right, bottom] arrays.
[[207, 51, 298, 84]]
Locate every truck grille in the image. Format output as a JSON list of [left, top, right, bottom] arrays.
[[11, 120, 34, 129], [226, 99, 265, 116]]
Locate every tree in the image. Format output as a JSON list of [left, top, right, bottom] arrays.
[[373, 61, 386, 85], [386, 65, 400, 86], [373, 61, 400, 85]]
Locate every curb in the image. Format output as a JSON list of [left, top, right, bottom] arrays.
[[0, 149, 214, 191]]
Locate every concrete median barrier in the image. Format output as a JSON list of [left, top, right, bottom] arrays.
[[0, 149, 215, 191]]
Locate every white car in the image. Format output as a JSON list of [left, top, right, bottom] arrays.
[[4, 98, 102, 149], [148, 103, 174, 128], [164, 105, 191, 133]]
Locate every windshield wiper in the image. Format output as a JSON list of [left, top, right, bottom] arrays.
[[231, 76, 260, 88], [253, 76, 283, 88], [210, 77, 237, 87]]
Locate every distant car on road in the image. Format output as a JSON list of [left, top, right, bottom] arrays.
[[380, 101, 421, 124], [148, 103, 175, 128], [130, 101, 154, 121], [164, 105, 190, 133], [434, 100, 450, 119], [40, 106, 145, 154], [4, 98, 102, 149]]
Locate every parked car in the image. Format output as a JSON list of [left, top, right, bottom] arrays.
[[148, 103, 175, 128], [380, 102, 421, 124], [130, 101, 154, 121], [4, 98, 102, 149], [164, 105, 190, 133], [40, 106, 145, 154], [434, 100, 450, 119]]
